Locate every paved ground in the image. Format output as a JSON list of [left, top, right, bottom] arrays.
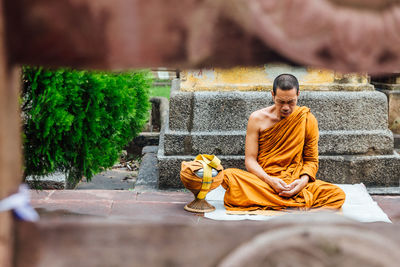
[[31, 190, 204, 224], [30, 189, 400, 224], [31, 147, 400, 224], [75, 169, 136, 190]]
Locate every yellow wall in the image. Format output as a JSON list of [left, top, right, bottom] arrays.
[[180, 65, 371, 91]]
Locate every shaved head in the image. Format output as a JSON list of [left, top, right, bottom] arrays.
[[273, 74, 299, 94]]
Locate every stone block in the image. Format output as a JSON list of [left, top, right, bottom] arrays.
[[158, 154, 190, 189], [300, 91, 388, 131], [164, 129, 393, 156], [168, 91, 388, 132], [164, 131, 246, 155], [318, 130, 393, 155], [191, 92, 268, 131], [318, 153, 400, 187], [168, 92, 194, 131]]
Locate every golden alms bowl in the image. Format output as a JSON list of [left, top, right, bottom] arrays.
[[180, 155, 224, 213]]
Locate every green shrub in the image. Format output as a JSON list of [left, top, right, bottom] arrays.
[[21, 66, 152, 184]]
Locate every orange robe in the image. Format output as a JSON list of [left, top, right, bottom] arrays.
[[222, 106, 346, 211]]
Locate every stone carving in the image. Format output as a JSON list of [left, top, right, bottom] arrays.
[[6, 0, 400, 73], [218, 225, 400, 267], [223, 0, 400, 74]]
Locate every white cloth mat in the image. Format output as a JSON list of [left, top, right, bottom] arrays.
[[205, 184, 391, 223]]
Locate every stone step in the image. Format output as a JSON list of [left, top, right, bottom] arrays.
[[169, 91, 388, 132], [164, 129, 394, 156], [367, 187, 400, 195], [157, 152, 400, 189], [135, 146, 159, 191]]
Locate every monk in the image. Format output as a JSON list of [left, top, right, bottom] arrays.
[[222, 74, 346, 211]]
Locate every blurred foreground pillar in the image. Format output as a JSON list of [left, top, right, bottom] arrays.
[[0, 2, 23, 265]]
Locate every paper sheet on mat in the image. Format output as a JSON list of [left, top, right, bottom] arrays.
[[205, 184, 391, 223]]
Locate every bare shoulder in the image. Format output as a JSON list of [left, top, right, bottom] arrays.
[[249, 106, 273, 121], [248, 106, 275, 132]]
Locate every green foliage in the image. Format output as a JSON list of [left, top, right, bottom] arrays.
[[22, 66, 152, 183], [149, 85, 171, 99]]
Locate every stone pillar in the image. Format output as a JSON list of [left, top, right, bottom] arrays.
[[372, 75, 400, 149], [158, 65, 400, 188]]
